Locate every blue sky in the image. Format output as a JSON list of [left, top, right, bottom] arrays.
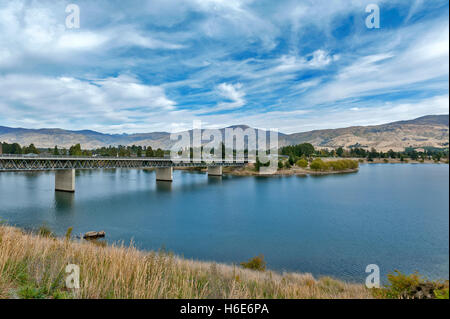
[[0, 0, 448, 133]]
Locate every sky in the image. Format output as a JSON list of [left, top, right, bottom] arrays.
[[0, 0, 448, 134]]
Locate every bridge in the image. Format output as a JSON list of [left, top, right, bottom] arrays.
[[0, 155, 247, 192]]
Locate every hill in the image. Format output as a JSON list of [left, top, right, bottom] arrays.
[[0, 115, 448, 152]]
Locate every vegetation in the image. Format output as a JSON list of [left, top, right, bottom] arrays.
[[280, 143, 315, 163], [310, 159, 359, 171], [0, 226, 372, 299], [2, 139, 448, 163], [296, 159, 308, 168], [1, 142, 40, 154], [372, 270, 449, 299], [37, 225, 54, 238], [240, 255, 266, 272]]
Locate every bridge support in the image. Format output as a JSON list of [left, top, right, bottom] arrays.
[[208, 166, 223, 176], [55, 169, 75, 192], [156, 167, 173, 182]]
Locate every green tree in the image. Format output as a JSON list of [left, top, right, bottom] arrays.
[[155, 148, 165, 158], [296, 158, 308, 168], [69, 144, 82, 156], [23, 143, 40, 154], [53, 146, 59, 156], [278, 160, 284, 169], [145, 146, 154, 157]]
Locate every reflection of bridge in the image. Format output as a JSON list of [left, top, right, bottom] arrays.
[[0, 155, 247, 192]]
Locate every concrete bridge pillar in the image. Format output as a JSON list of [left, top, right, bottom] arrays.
[[156, 167, 173, 182], [208, 166, 223, 176], [55, 169, 75, 192]]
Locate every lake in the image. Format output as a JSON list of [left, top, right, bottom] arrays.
[[0, 164, 448, 283]]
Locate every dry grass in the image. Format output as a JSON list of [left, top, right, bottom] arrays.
[[0, 226, 372, 299]]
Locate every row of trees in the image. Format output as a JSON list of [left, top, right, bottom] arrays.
[[280, 143, 449, 162], [1, 142, 167, 158], [3, 140, 448, 162], [92, 145, 165, 158], [1, 142, 40, 154]]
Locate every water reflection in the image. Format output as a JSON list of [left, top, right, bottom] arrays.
[[54, 191, 75, 212], [207, 175, 222, 185], [156, 181, 172, 192]]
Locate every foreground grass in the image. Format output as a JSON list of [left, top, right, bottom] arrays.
[[0, 226, 372, 299]]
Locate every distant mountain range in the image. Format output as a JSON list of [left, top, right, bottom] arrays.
[[1, 115, 448, 152]]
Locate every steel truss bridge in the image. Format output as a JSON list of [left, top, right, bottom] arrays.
[[0, 155, 247, 171]]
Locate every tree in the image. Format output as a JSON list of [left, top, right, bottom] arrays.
[[53, 146, 59, 156], [145, 146, 154, 157], [296, 159, 308, 168], [336, 147, 344, 157], [278, 160, 284, 169], [280, 143, 315, 158], [23, 143, 39, 154], [69, 144, 82, 156], [155, 148, 164, 158], [288, 155, 295, 165]]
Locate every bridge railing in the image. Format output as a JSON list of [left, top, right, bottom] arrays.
[[0, 154, 252, 162]]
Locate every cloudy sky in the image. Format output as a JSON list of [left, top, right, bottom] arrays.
[[0, 0, 448, 133]]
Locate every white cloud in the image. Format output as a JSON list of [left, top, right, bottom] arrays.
[[211, 82, 246, 111], [307, 50, 335, 68], [0, 74, 175, 130], [304, 21, 449, 105]]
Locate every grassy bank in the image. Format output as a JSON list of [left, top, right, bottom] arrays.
[[0, 226, 372, 299]]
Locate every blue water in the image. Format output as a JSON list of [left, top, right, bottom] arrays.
[[0, 164, 448, 283]]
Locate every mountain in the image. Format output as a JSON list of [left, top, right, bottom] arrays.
[[0, 115, 448, 152], [281, 115, 449, 151]]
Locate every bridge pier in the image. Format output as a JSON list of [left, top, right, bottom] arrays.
[[208, 166, 223, 176], [55, 169, 75, 192], [156, 167, 173, 182]]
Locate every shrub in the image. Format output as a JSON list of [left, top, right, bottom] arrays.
[[284, 161, 291, 169], [65, 227, 73, 240], [372, 270, 449, 299], [434, 287, 449, 299], [310, 159, 358, 171], [310, 159, 328, 171], [240, 255, 266, 271], [296, 159, 308, 168], [38, 225, 54, 238], [278, 161, 283, 169]]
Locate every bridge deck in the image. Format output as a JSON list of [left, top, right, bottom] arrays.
[[0, 155, 247, 171]]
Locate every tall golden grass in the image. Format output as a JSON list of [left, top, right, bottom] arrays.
[[0, 226, 372, 299]]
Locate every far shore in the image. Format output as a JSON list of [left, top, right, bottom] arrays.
[[176, 157, 448, 177]]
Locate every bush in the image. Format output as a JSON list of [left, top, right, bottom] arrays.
[[372, 270, 449, 299], [435, 287, 449, 299], [38, 225, 54, 238], [240, 255, 266, 271], [65, 227, 73, 240], [310, 159, 328, 171], [278, 161, 283, 169], [310, 159, 358, 171], [296, 159, 308, 168]]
